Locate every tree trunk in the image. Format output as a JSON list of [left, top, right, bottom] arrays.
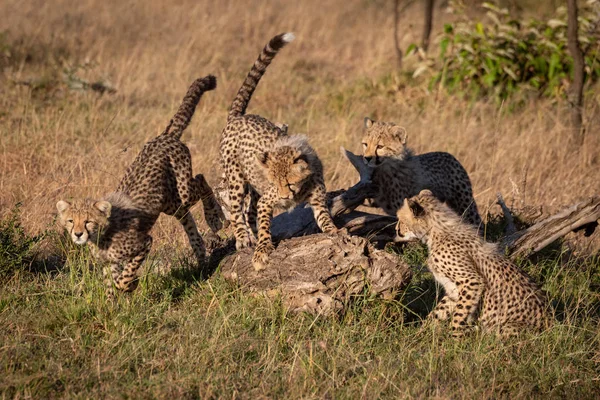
[[566, 0, 585, 147], [394, 0, 404, 69], [422, 0, 435, 52]]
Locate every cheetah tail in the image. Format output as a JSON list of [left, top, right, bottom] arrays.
[[163, 74, 217, 139], [228, 32, 295, 118]]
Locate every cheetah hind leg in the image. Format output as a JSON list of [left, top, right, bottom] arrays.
[[245, 186, 260, 237], [115, 236, 152, 292], [176, 209, 207, 264], [226, 170, 256, 250], [193, 173, 227, 233], [451, 277, 484, 338]]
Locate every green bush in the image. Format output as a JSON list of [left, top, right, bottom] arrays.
[[0, 204, 45, 277], [430, 1, 600, 100]]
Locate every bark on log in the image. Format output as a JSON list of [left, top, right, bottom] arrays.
[[504, 196, 600, 260], [219, 233, 412, 315]]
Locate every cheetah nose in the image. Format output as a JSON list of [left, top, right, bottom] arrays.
[[364, 156, 373, 165], [74, 231, 84, 238]]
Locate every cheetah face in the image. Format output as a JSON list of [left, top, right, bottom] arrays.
[[361, 117, 408, 167], [257, 147, 313, 202], [395, 195, 430, 243], [56, 199, 111, 245]]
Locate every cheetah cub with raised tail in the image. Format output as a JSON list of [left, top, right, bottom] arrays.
[[361, 118, 482, 227], [396, 190, 549, 338], [57, 75, 224, 299], [220, 33, 338, 271]]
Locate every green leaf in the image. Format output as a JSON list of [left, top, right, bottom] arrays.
[[406, 43, 418, 56], [476, 22, 485, 35]]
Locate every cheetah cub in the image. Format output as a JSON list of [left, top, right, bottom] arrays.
[[220, 33, 337, 271], [57, 75, 224, 299], [360, 118, 482, 227], [396, 190, 550, 338]]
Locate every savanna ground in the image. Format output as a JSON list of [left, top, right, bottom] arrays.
[[1, 0, 599, 398]]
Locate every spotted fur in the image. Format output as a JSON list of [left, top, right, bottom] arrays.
[[57, 75, 224, 299], [220, 33, 337, 270], [396, 190, 550, 338], [361, 117, 482, 227]]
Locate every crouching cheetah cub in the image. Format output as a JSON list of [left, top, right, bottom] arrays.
[[57, 75, 224, 299], [396, 190, 550, 338], [361, 118, 482, 227], [220, 33, 338, 271]]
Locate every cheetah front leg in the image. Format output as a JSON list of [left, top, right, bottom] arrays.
[[451, 275, 484, 338], [176, 209, 207, 263], [252, 193, 276, 271], [115, 236, 152, 293], [429, 269, 459, 322], [308, 181, 338, 234], [102, 262, 122, 301], [431, 296, 457, 322]]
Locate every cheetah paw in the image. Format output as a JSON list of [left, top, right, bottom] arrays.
[[252, 243, 275, 271], [236, 234, 256, 250]]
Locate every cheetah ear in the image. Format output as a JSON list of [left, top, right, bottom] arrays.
[[56, 200, 71, 214], [408, 198, 426, 218], [392, 126, 408, 144], [94, 201, 112, 218], [256, 152, 269, 168], [364, 117, 374, 129], [419, 189, 434, 198]]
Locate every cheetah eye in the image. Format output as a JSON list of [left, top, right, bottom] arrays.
[[361, 143, 367, 148], [376, 145, 383, 150], [67, 219, 74, 224]]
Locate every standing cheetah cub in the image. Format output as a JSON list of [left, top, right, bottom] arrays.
[[57, 75, 224, 299], [360, 118, 482, 227], [220, 33, 337, 271], [396, 190, 549, 337]]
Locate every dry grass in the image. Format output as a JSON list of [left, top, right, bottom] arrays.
[[1, 1, 599, 397], [1, 0, 598, 243]]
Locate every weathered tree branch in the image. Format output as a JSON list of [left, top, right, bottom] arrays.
[[504, 196, 600, 260], [422, 0, 435, 52]]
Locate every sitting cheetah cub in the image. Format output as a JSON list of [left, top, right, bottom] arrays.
[[57, 75, 224, 299], [396, 190, 549, 338], [361, 118, 482, 227], [220, 33, 337, 271]]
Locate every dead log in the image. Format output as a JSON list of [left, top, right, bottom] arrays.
[[504, 196, 600, 259], [219, 233, 411, 315]]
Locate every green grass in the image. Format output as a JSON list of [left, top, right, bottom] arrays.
[[1, 223, 599, 399]]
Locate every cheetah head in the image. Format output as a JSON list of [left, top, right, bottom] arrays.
[[395, 189, 436, 243], [56, 199, 111, 245], [361, 117, 409, 167], [256, 146, 314, 202]]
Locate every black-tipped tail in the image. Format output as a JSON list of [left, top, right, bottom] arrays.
[[164, 75, 217, 139], [228, 33, 295, 118]]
